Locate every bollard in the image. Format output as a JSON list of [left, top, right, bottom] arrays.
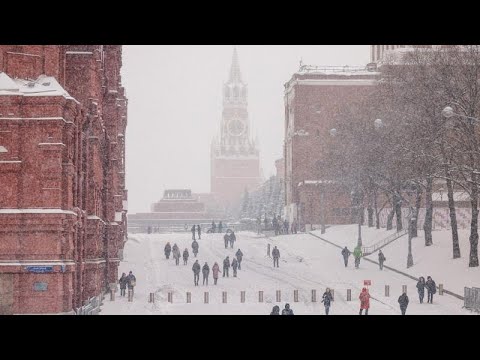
[[331, 289, 334, 301], [276, 290, 281, 303], [385, 285, 390, 297], [128, 289, 133, 302], [402, 285, 407, 294], [204, 292, 209, 304], [294, 290, 299, 303], [222, 291, 227, 303], [311, 289, 317, 302], [347, 289, 352, 302], [241, 291, 246, 303], [167, 292, 173, 303], [439, 284, 444, 295], [149, 293, 155, 303], [110, 289, 115, 301], [259, 291, 264, 303], [186, 292, 191, 303]]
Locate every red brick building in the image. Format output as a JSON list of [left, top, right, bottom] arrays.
[[0, 45, 127, 314], [283, 65, 379, 228], [210, 47, 261, 215]]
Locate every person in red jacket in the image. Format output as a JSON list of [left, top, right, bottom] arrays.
[[359, 288, 370, 315], [212, 262, 220, 285]]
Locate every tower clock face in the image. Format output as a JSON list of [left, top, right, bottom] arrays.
[[228, 119, 245, 137]]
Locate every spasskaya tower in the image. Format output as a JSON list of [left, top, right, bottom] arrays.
[[210, 47, 261, 214]]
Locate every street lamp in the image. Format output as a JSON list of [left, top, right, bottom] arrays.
[[351, 189, 363, 247], [442, 106, 480, 123]]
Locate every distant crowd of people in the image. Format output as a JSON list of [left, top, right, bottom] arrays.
[[256, 215, 300, 236]]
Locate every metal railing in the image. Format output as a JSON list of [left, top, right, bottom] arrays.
[[464, 287, 480, 312], [75, 294, 103, 315], [362, 229, 408, 256]]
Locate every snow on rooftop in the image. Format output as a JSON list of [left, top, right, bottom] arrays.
[[296, 65, 380, 77], [0, 72, 20, 92], [0, 73, 75, 101], [0, 208, 76, 215], [0, 145, 7, 153]]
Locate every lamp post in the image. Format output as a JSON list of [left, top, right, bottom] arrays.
[[351, 189, 363, 247]]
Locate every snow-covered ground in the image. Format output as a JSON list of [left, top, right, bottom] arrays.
[[101, 228, 473, 315], [315, 225, 480, 296]]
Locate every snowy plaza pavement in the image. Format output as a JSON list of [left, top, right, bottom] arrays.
[[101, 228, 473, 315]]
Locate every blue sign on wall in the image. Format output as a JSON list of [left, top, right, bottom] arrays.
[[33, 282, 48, 291], [26, 266, 53, 273]]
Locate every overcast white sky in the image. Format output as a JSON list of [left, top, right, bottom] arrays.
[[122, 45, 370, 214]]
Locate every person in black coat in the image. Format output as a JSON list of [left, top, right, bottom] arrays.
[[224, 232, 230, 249], [212, 221, 216, 233], [223, 256, 230, 277], [272, 246, 280, 268], [218, 221, 223, 234], [191, 225, 196, 240], [183, 248, 189, 265], [164, 242, 172, 260], [416, 276, 426, 304], [281, 303, 294, 315], [235, 249, 243, 270], [197, 225, 201, 240], [231, 258, 239, 277], [341, 246, 351, 267], [229, 232, 236, 248], [322, 288, 334, 315], [192, 260, 201, 286], [192, 240, 199, 257], [398, 292, 409, 315], [270, 305, 280, 315], [378, 250, 386, 270], [202, 262, 210, 285], [426, 276, 436, 304], [118, 273, 128, 297]]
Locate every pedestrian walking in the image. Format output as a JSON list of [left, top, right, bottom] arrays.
[[256, 217, 262, 234], [224, 232, 230, 249], [322, 288, 334, 315], [272, 246, 280, 268], [118, 272, 127, 297], [359, 288, 370, 315], [231, 258, 238, 277], [218, 221, 223, 234], [183, 248, 189, 265], [126, 271, 136, 296], [270, 305, 280, 315], [426, 276, 436, 304], [341, 246, 351, 267], [192, 240, 199, 257], [202, 262, 210, 285], [173, 247, 180, 266], [282, 303, 294, 315], [378, 250, 386, 270], [235, 249, 243, 270], [416, 276, 426, 304], [172, 243, 179, 253], [398, 292, 409, 315], [212, 262, 220, 285], [164, 242, 172, 260], [353, 245, 362, 269], [212, 221, 217, 233], [229, 231, 236, 248], [191, 225, 196, 240], [197, 225, 201, 240], [284, 219, 289, 235], [223, 256, 230, 277], [192, 260, 201, 286]]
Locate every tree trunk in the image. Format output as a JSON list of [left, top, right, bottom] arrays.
[[423, 177, 433, 246], [446, 176, 461, 259], [386, 208, 395, 231], [412, 186, 422, 238], [469, 173, 479, 267], [394, 192, 403, 232], [374, 189, 380, 229]]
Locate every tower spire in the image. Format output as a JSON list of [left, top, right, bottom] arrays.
[[229, 46, 242, 83]]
